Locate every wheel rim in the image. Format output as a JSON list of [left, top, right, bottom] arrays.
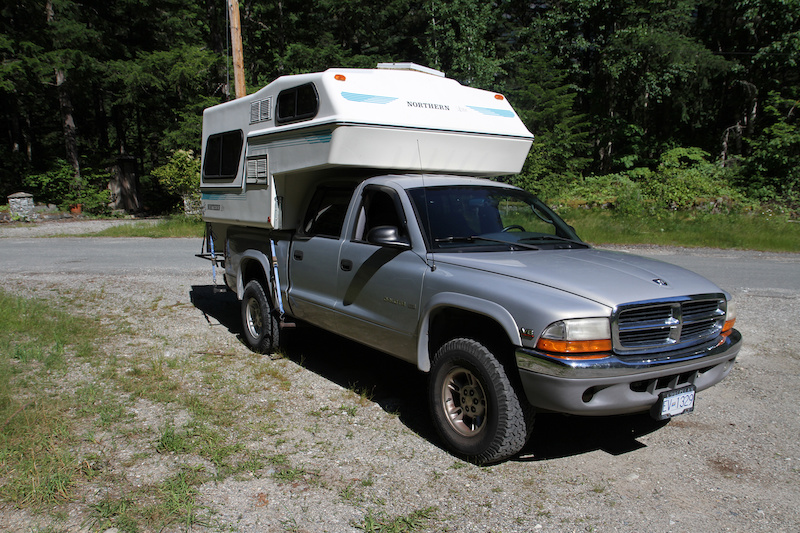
[[441, 367, 488, 437], [245, 297, 263, 339]]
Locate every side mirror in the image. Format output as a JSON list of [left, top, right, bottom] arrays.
[[366, 226, 411, 249]]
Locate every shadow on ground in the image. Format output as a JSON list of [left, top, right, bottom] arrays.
[[190, 285, 670, 463]]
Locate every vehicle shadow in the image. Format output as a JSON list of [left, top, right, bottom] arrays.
[[189, 284, 671, 462], [517, 413, 669, 462], [189, 284, 437, 441], [190, 284, 242, 335]]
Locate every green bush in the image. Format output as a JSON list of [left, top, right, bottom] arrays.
[[553, 147, 752, 215], [23, 160, 111, 215], [640, 148, 750, 212], [151, 150, 201, 215]]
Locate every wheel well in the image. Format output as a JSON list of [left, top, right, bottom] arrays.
[[241, 258, 269, 294], [428, 307, 515, 368]]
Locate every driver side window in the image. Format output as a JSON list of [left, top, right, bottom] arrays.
[[353, 189, 406, 241]]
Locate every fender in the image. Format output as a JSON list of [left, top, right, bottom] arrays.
[[416, 292, 522, 372], [235, 249, 274, 300]]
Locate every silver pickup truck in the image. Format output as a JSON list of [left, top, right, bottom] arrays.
[[211, 173, 741, 464]]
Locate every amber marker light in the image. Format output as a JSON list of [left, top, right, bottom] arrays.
[[537, 338, 613, 356], [494, 94, 504, 100], [334, 74, 346, 81]]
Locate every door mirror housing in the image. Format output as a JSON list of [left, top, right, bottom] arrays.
[[366, 226, 411, 249]]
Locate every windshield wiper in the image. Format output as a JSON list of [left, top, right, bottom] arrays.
[[434, 235, 539, 251], [520, 235, 589, 248]]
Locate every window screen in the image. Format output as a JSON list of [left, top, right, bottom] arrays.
[[203, 130, 244, 179]]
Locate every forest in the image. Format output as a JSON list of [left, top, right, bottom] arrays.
[[1, 0, 798, 215]]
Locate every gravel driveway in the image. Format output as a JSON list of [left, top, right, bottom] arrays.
[[1, 221, 799, 532]]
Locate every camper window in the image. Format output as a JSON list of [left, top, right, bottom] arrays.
[[276, 83, 319, 124], [203, 130, 243, 180]]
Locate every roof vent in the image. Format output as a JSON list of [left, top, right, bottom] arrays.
[[376, 62, 445, 77]]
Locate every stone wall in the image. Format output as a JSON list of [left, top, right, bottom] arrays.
[[7, 192, 35, 221]]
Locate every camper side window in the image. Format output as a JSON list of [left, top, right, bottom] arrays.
[[203, 130, 243, 180], [302, 186, 354, 238], [276, 83, 319, 124]]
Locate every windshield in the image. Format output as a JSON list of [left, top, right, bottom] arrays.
[[408, 185, 586, 251]]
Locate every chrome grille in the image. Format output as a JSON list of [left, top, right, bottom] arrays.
[[614, 296, 726, 353]]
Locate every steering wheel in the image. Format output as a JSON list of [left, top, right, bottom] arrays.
[[502, 225, 525, 232]]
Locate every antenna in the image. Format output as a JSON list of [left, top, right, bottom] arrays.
[[417, 140, 436, 272]]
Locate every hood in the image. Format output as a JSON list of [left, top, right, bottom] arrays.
[[434, 248, 724, 308]]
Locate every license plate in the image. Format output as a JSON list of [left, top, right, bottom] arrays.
[[652, 386, 695, 420]]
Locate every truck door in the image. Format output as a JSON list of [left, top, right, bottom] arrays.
[[287, 185, 353, 330], [335, 186, 427, 363]]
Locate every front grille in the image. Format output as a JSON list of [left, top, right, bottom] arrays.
[[613, 296, 726, 353]]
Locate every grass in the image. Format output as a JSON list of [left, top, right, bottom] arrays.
[[0, 277, 413, 531], [0, 287, 225, 529], [0, 290, 102, 507], [562, 209, 800, 252], [353, 506, 440, 533], [89, 215, 204, 238]]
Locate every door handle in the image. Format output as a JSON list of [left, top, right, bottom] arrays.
[[340, 259, 353, 272], [293, 250, 304, 261]]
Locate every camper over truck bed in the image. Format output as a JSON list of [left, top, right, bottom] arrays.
[[200, 63, 534, 229]]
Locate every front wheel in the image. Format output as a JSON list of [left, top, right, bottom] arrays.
[[241, 279, 281, 354], [429, 338, 534, 464]]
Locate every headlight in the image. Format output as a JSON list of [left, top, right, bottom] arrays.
[[536, 318, 612, 355], [723, 298, 737, 333]]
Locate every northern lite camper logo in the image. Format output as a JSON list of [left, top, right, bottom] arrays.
[[407, 101, 450, 111]]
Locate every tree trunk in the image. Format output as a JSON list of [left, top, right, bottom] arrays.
[[47, 0, 81, 186], [108, 155, 141, 212], [56, 69, 81, 186]]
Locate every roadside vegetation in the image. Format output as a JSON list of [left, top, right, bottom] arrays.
[[89, 216, 205, 239], [0, 285, 446, 532], [0, 288, 227, 529]]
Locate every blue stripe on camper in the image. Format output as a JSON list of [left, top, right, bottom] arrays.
[[255, 130, 333, 149], [467, 106, 516, 118], [202, 193, 247, 201], [341, 92, 398, 104]]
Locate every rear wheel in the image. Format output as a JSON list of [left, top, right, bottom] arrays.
[[241, 279, 281, 354], [429, 338, 533, 464]]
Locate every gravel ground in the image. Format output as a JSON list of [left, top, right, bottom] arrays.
[[1, 221, 799, 532]]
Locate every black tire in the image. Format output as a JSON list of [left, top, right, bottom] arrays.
[[428, 338, 534, 464], [241, 279, 281, 354]]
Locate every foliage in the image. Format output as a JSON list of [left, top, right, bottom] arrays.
[[21, 160, 75, 206], [742, 92, 800, 205], [151, 149, 201, 216], [1, 0, 799, 211], [556, 147, 753, 215], [22, 159, 111, 214], [151, 150, 200, 197]]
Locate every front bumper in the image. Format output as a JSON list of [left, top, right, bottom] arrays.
[[515, 329, 742, 416]]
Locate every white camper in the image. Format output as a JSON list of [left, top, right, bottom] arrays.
[[200, 63, 534, 230]]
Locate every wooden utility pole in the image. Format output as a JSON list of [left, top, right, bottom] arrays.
[[227, 0, 246, 99]]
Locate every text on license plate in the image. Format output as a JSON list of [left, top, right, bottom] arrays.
[[654, 386, 696, 420]]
